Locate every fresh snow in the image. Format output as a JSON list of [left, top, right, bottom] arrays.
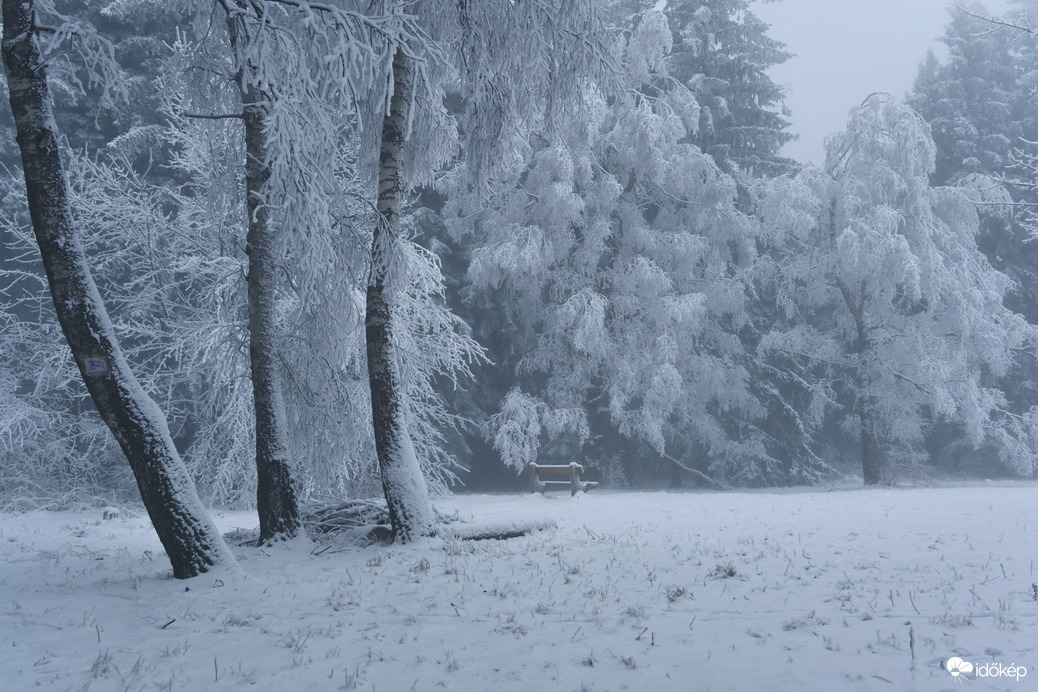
[[1, 484, 1035, 691]]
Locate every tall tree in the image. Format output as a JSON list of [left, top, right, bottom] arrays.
[[366, 46, 437, 539], [907, 3, 1032, 189], [1, 0, 235, 577], [663, 0, 796, 180], [218, 0, 300, 544], [152, 6, 395, 509], [208, 0, 428, 539], [758, 95, 1035, 484], [159, 1, 486, 537], [360, 0, 611, 534], [434, 1, 816, 489], [907, 1, 1038, 472], [447, 7, 816, 487]]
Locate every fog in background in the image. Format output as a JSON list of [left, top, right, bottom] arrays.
[[753, 0, 1013, 164]]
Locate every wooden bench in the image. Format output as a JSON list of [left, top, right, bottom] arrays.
[[528, 462, 599, 496]]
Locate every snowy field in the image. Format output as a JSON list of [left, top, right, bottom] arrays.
[[1, 485, 1035, 691]]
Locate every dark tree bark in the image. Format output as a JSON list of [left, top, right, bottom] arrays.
[[222, 0, 301, 545], [1, 0, 234, 578], [367, 47, 436, 541], [854, 339, 883, 486], [840, 281, 884, 486]]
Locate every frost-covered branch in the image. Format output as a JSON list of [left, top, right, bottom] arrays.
[[954, 5, 1033, 36]]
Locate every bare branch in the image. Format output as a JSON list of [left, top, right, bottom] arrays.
[[183, 112, 244, 120], [661, 452, 729, 490], [955, 5, 1033, 35]]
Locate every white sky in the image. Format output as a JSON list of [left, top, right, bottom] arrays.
[[750, 0, 1012, 164]]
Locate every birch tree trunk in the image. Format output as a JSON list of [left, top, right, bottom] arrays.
[[367, 47, 436, 540], [1, 0, 235, 578], [224, 2, 301, 544]]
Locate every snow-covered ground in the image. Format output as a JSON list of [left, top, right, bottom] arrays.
[[1, 484, 1035, 691]]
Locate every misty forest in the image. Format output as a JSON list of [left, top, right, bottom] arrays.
[[1, 0, 1037, 690]]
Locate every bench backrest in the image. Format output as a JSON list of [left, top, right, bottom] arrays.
[[531, 464, 584, 476], [528, 463, 596, 496]]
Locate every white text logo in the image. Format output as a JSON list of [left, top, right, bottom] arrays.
[[946, 657, 1027, 682]]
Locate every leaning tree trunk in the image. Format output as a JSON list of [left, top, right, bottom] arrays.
[[366, 47, 436, 541], [223, 3, 300, 545], [1, 0, 235, 578]]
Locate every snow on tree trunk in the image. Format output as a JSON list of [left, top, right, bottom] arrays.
[[367, 47, 435, 541], [224, 2, 301, 545], [1, 0, 236, 578]]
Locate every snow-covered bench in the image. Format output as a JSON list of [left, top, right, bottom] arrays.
[[527, 462, 598, 497]]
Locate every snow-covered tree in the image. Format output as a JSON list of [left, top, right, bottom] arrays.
[[1, 0, 235, 577], [447, 7, 814, 486], [377, 0, 611, 534], [151, 0, 604, 539], [758, 94, 1036, 483], [907, 2, 1038, 314], [905, 3, 1038, 473], [143, 0, 468, 541], [211, 0, 405, 541], [663, 0, 796, 181], [218, 0, 301, 543]]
